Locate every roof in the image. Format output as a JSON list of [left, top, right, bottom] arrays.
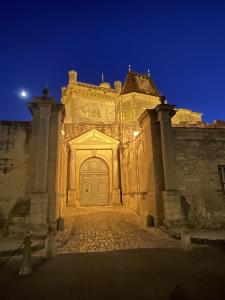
[[121, 70, 160, 96]]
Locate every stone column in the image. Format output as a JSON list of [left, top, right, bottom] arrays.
[[138, 109, 164, 225], [67, 148, 76, 206], [29, 103, 52, 234], [54, 125, 67, 229], [112, 147, 121, 205], [27, 104, 39, 192], [28, 88, 56, 234], [155, 102, 177, 191], [34, 104, 51, 192], [155, 98, 183, 226]]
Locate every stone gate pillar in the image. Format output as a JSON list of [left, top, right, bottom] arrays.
[[155, 98, 177, 191], [155, 96, 183, 227], [34, 105, 51, 192], [28, 88, 58, 234]]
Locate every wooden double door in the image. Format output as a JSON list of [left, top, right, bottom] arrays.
[[80, 158, 109, 206]]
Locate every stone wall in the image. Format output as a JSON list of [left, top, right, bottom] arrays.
[[72, 94, 116, 124], [120, 93, 160, 123], [121, 107, 225, 229], [62, 76, 118, 125], [0, 121, 31, 230], [174, 127, 225, 228], [172, 108, 202, 125]]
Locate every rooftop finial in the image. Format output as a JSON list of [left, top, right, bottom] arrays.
[[42, 87, 50, 97], [128, 65, 131, 72], [147, 69, 150, 77], [101, 73, 104, 83], [160, 95, 167, 104]]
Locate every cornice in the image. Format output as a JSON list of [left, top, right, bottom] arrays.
[[120, 92, 160, 102], [71, 88, 119, 100]]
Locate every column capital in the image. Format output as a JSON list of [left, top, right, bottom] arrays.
[[64, 143, 70, 154], [28, 100, 55, 117], [155, 103, 176, 121], [68, 146, 76, 154], [28, 88, 56, 116]]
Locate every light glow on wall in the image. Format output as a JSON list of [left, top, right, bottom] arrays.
[[133, 131, 140, 138]]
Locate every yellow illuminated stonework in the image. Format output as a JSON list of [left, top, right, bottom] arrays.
[[1, 68, 225, 237], [59, 69, 203, 210]]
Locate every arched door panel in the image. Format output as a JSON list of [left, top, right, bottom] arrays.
[[80, 158, 109, 206]]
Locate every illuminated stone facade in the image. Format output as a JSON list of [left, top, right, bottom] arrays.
[[0, 69, 225, 235]]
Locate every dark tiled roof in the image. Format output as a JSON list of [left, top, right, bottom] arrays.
[[121, 70, 160, 96]]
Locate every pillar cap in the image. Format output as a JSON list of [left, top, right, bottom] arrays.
[[155, 103, 176, 112], [42, 87, 50, 97], [155, 103, 176, 118], [155, 95, 176, 117], [29, 87, 56, 104], [160, 95, 167, 104], [28, 88, 56, 115]]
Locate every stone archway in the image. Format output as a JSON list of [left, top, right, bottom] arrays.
[[79, 157, 109, 206]]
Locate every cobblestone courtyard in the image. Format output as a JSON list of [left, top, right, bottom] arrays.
[[57, 206, 179, 253]]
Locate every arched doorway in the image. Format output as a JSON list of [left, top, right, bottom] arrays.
[[79, 157, 109, 206]]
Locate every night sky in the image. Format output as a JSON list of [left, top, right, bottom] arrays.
[[1, 0, 225, 122]]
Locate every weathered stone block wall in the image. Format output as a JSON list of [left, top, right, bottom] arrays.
[[0, 121, 31, 228], [121, 93, 160, 124], [172, 108, 202, 125], [174, 127, 225, 228], [132, 95, 160, 122], [72, 95, 116, 124], [62, 82, 118, 125]]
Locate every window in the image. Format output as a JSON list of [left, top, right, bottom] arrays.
[[218, 165, 225, 191]]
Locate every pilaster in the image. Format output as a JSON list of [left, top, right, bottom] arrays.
[[112, 147, 121, 205], [67, 148, 76, 206]]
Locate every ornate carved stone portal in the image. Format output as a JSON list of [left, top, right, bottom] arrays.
[[67, 129, 120, 207]]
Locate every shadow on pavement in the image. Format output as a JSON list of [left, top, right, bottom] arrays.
[[0, 247, 224, 300]]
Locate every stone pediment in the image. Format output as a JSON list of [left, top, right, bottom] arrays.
[[69, 129, 119, 146]]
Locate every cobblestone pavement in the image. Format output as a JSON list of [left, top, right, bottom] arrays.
[[57, 206, 180, 254]]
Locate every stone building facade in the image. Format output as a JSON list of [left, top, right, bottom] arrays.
[[0, 69, 225, 235]]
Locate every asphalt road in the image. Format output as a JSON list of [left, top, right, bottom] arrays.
[[0, 246, 225, 300]]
